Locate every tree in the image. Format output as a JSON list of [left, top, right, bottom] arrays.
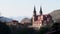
[[0, 22, 11, 34]]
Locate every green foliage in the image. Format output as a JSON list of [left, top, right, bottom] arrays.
[[39, 27, 50, 34], [0, 22, 11, 34]]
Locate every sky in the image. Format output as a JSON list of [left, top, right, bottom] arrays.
[[0, 0, 60, 18]]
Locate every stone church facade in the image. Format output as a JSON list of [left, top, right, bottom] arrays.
[[32, 6, 53, 29]]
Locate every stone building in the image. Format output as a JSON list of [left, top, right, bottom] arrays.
[[32, 6, 53, 29]]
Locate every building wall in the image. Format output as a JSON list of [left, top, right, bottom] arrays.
[[32, 14, 53, 29]]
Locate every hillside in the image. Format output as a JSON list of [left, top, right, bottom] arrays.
[[0, 16, 13, 23], [50, 9, 60, 22], [20, 18, 31, 23]]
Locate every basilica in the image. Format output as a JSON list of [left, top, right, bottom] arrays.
[[32, 6, 53, 29]]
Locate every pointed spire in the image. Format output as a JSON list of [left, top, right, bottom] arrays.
[[33, 6, 36, 16], [33, 6, 37, 21], [40, 6, 43, 15]]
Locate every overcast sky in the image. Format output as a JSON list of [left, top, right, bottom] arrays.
[[0, 0, 60, 18]]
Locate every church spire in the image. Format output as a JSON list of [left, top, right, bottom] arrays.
[[40, 6, 43, 15], [33, 6, 36, 16], [33, 6, 37, 21]]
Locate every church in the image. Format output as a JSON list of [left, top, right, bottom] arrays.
[[32, 6, 53, 29]]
